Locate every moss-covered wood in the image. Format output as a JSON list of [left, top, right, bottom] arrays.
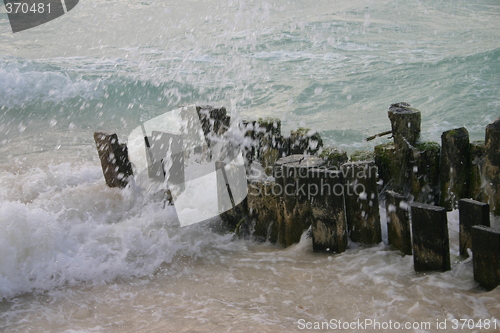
[[484, 118, 500, 215], [470, 141, 486, 202], [288, 128, 323, 155], [319, 147, 348, 169], [374, 143, 396, 189], [256, 117, 281, 137], [255, 118, 283, 175], [349, 150, 375, 162], [247, 180, 280, 243]]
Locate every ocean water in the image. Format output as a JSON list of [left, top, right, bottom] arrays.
[[1, 0, 500, 331]]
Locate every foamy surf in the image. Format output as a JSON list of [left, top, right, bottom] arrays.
[[1, 200, 499, 332]]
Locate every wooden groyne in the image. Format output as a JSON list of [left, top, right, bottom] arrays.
[[93, 104, 500, 290]]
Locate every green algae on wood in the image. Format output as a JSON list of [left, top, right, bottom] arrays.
[[256, 118, 283, 175], [288, 128, 324, 155], [470, 141, 486, 203], [319, 147, 348, 169], [484, 118, 500, 215], [247, 180, 280, 243], [349, 150, 375, 162], [374, 143, 396, 189]]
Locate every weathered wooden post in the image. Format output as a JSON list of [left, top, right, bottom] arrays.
[[458, 199, 490, 257], [387, 102, 421, 195], [374, 143, 396, 189], [385, 190, 412, 255], [274, 155, 326, 247], [196, 105, 230, 141], [246, 179, 280, 243], [472, 225, 500, 291], [220, 199, 249, 234], [319, 147, 348, 169], [342, 161, 382, 245], [288, 128, 323, 155], [410, 142, 441, 205], [239, 120, 257, 173], [93, 132, 133, 188], [255, 118, 283, 175], [470, 141, 486, 202], [388, 102, 421, 149], [410, 202, 450, 272], [484, 118, 500, 216], [440, 127, 471, 210], [307, 168, 348, 253], [349, 150, 375, 162]]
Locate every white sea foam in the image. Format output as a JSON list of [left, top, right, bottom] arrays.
[[0, 161, 239, 300]]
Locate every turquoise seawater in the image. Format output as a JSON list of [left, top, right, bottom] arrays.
[[0, 0, 499, 331], [1, 0, 498, 150]]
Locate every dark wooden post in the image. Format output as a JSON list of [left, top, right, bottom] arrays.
[[386, 190, 412, 255], [239, 120, 257, 173], [387, 102, 421, 195], [374, 143, 396, 190], [308, 168, 348, 253], [196, 106, 230, 140], [274, 155, 326, 247], [93, 132, 133, 188], [459, 199, 490, 258], [388, 102, 421, 149], [410, 142, 441, 205], [288, 128, 323, 155], [472, 225, 500, 291], [319, 147, 348, 169], [342, 161, 382, 245], [440, 127, 471, 210], [410, 202, 450, 272], [484, 118, 500, 215], [470, 141, 486, 202], [255, 118, 283, 175], [246, 179, 280, 243]]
